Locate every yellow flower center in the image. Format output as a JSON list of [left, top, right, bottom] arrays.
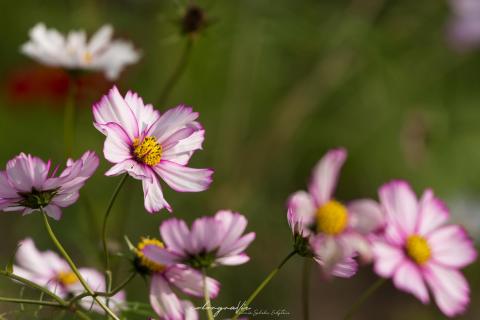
[[133, 136, 163, 166], [136, 238, 167, 273], [83, 51, 93, 64], [406, 235, 431, 265], [57, 271, 78, 286], [316, 200, 349, 235]]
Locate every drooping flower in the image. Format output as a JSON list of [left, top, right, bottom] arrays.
[[93, 86, 213, 213], [133, 238, 217, 319], [446, 0, 480, 51], [21, 23, 140, 80], [13, 238, 125, 313], [154, 210, 256, 268], [286, 148, 384, 277], [372, 180, 477, 317], [0, 151, 99, 220]]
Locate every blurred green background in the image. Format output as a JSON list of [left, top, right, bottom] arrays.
[[0, 0, 479, 319]]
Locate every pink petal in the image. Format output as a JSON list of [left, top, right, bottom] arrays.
[[379, 180, 418, 236], [150, 105, 199, 143], [181, 300, 199, 320], [340, 232, 373, 262], [393, 261, 429, 304], [142, 173, 171, 213], [162, 128, 205, 166], [190, 216, 223, 253], [216, 254, 250, 266], [416, 189, 449, 235], [286, 191, 316, 236], [6, 153, 49, 192], [165, 265, 220, 299], [428, 225, 477, 268], [215, 211, 251, 256], [310, 235, 350, 274], [101, 122, 133, 164], [160, 218, 192, 255], [217, 232, 255, 257], [330, 256, 358, 278], [308, 148, 347, 206], [124, 91, 160, 134], [105, 159, 149, 181], [424, 263, 470, 317], [141, 245, 179, 266], [43, 204, 62, 220], [154, 161, 213, 192], [372, 241, 404, 278], [0, 171, 18, 198], [93, 86, 139, 139], [347, 199, 384, 234], [15, 238, 55, 278], [149, 274, 183, 319]]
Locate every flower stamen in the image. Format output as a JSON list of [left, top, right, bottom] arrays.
[[57, 271, 78, 286], [406, 235, 431, 265], [316, 200, 348, 235], [133, 137, 162, 166]]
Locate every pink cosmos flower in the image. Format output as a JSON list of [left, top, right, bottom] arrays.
[[93, 86, 213, 213], [287, 148, 384, 277], [134, 238, 218, 319], [0, 151, 99, 220], [156, 210, 256, 268], [13, 238, 125, 313], [372, 180, 477, 317]]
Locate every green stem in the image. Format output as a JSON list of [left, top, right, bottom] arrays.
[[101, 173, 128, 309], [157, 38, 193, 106], [202, 268, 214, 320], [64, 78, 77, 157], [0, 296, 62, 307], [69, 272, 136, 305], [342, 278, 386, 320], [0, 270, 67, 306], [302, 258, 311, 320], [41, 211, 120, 320], [232, 250, 297, 320]]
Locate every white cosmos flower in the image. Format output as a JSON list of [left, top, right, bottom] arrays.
[[21, 23, 140, 80]]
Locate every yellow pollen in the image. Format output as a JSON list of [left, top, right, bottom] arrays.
[[133, 137, 163, 166], [316, 200, 349, 235], [57, 271, 78, 285], [136, 238, 166, 273], [83, 51, 93, 64], [406, 235, 431, 265]]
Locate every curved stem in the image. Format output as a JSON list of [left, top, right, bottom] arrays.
[[342, 278, 386, 320], [232, 250, 297, 320], [302, 258, 311, 320], [69, 272, 136, 305], [102, 174, 128, 273], [202, 268, 214, 320], [0, 296, 62, 307], [157, 38, 193, 106], [41, 211, 120, 320], [0, 270, 67, 306]]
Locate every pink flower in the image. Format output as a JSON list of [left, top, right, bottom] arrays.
[[157, 210, 256, 268], [134, 238, 217, 319], [447, 0, 480, 51], [287, 148, 384, 277], [0, 151, 99, 220], [93, 86, 213, 213], [372, 180, 477, 317], [13, 238, 125, 313]]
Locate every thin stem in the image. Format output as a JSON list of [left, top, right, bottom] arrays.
[[202, 268, 214, 320], [64, 78, 77, 157], [102, 174, 129, 273], [342, 278, 386, 320], [0, 270, 67, 306], [69, 272, 137, 305], [0, 296, 62, 307], [232, 250, 297, 320], [302, 258, 311, 320], [41, 211, 120, 320], [157, 38, 193, 106]]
